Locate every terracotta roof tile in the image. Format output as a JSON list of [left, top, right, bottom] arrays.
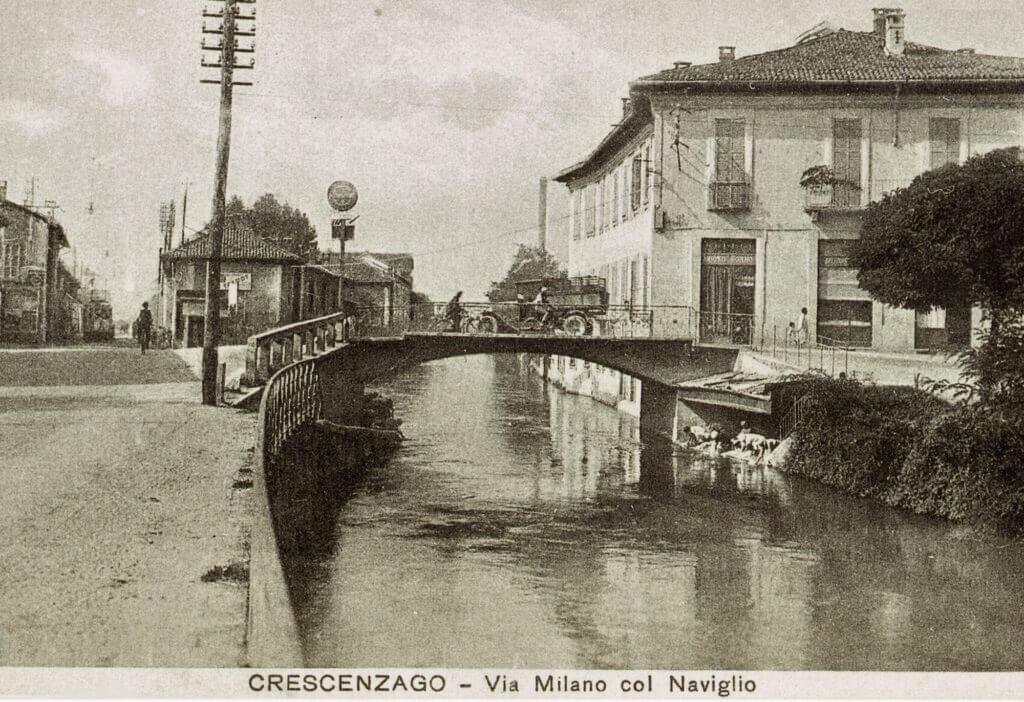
[[162, 225, 303, 263], [637, 30, 1024, 85]]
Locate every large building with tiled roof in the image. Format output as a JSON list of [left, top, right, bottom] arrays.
[[157, 220, 346, 347], [555, 7, 1023, 368]]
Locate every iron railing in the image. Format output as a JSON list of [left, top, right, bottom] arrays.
[[778, 392, 811, 440], [259, 358, 323, 462], [753, 323, 853, 378]]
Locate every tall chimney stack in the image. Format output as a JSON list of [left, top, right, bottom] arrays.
[[0, 180, 7, 203], [537, 177, 548, 251]]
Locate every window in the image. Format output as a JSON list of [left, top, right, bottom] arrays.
[[572, 190, 582, 240], [930, 117, 960, 169], [1, 229, 24, 279], [631, 154, 643, 212], [711, 119, 749, 210], [620, 166, 628, 221], [603, 175, 612, 231], [643, 144, 652, 206], [585, 185, 596, 237], [612, 169, 620, 227], [832, 118, 862, 208]]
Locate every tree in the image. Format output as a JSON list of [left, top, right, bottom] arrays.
[[852, 148, 1024, 405], [224, 193, 319, 260], [852, 147, 1024, 313], [486, 245, 567, 302]]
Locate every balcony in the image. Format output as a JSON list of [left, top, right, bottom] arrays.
[[803, 182, 863, 214], [708, 181, 751, 211]]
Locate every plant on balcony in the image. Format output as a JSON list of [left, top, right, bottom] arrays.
[[799, 165, 838, 188]]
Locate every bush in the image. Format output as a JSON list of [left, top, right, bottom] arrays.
[[783, 378, 1024, 534], [892, 405, 1024, 532], [786, 378, 946, 497]]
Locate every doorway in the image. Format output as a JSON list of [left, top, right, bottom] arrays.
[[186, 316, 205, 348], [700, 239, 755, 344]]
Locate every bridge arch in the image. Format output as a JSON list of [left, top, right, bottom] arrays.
[[316, 333, 739, 388]]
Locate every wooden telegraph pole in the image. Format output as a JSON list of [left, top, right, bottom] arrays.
[[199, 0, 255, 405]]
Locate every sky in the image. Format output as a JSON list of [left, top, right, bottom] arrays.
[[5, 0, 1024, 318]]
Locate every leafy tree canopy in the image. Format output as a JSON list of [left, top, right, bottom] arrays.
[[486, 245, 567, 302], [226, 193, 319, 260], [852, 147, 1024, 313]]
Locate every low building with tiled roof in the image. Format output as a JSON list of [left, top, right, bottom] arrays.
[[549, 7, 1022, 407], [160, 223, 303, 264], [157, 220, 346, 347]]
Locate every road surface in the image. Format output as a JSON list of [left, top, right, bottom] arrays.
[[0, 347, 253, 666]]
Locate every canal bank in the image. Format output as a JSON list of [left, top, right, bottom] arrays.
[[268, 354, 1024, 670]]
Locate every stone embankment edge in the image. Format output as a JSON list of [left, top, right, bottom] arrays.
[[246, 377, 304, 668]]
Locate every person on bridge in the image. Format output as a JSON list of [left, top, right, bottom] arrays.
[[135, 302, 153, 354], [533, 287, 552, 329], [445, 291, 464, 331]]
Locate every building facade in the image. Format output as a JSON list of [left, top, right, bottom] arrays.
[[159, 221, 345, 347], [555, 8, 1024, 359], [0, 191, 71, 345]]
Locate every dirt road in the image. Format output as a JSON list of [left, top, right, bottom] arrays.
[[0, 348, 254, 666]]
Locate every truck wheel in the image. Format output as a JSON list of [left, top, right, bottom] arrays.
[[562, 313, 588, 336]]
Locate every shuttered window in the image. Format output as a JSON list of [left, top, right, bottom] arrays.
[[832, 119, 862, 207], [711, 119, 749, 209], [930, 118, 960, 169], [572, 190, 582, 240], [584, 185, 596, 237], [631, 154, 643, 211]]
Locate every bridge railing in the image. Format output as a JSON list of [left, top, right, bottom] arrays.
[[245, 302, 718, 385], [751, 324, 854, 378], [245, 311, 351, 386]]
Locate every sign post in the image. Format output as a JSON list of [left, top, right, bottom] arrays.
[[327, 180, 358, 313]]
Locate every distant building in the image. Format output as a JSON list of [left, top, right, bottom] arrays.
[[0, 186, 71, 345], [319, 251, 415, 326], [159, 220, 346, 347]]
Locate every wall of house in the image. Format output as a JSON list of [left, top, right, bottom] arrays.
[[0, 205, 59, 344], [162, 260, 285, 345], [646, 91, 1024, 352]]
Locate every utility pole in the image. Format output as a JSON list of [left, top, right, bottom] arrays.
[[199, 0, 255, 405], [181, 181, 190, 246]]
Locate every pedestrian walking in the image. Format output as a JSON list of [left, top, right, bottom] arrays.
[[795, 307, 809, 344], [135, 302, 153, 354]]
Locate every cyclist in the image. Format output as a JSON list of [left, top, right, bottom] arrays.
[[445, 291, 464, 331]]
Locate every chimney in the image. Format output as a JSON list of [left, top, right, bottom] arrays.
[[673, 60, 692, 69], [0, 180, 6, 203], [719, 46, 736, 62], [621, 97, 631, 118], [872, 8, 906, 56], [537, 177, 548, 252]]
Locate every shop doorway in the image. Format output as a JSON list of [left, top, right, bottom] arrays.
[[700, 239, 755, 344]]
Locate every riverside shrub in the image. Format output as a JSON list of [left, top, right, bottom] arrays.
[[786, 378, 946, 498], [785, 378, 1024, 534], [892, 405, 1024, 532]]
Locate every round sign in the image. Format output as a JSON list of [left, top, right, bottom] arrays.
[[327, 180, 359, 212]]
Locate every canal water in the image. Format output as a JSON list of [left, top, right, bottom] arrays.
[[288, 354, 1024, 671]]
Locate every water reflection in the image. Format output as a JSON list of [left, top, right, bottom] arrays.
[[287, 354, 1024, 670]]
